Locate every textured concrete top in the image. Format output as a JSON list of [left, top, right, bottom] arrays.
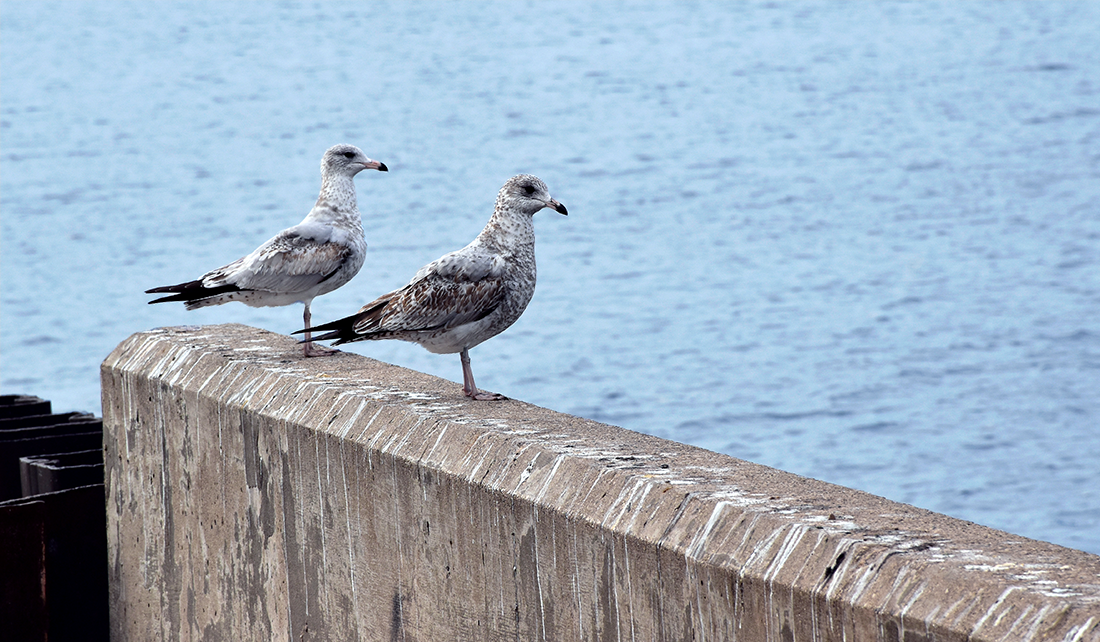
[[103, 324, 1100, 641]]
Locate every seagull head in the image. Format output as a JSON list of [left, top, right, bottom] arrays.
[[323, 144, 389, 176], [502, 174, 568, 216]]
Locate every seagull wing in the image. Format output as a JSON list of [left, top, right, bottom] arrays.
[[203, 224, 353, 295], [353, 249, 506, 336]]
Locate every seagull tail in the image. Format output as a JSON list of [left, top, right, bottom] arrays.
[[293, 312, 360, 345], [295, 298, 391, 345], [146, 280, 242, 305]]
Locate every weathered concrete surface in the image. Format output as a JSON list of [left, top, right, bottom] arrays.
[[101, 324, 1100, 642]]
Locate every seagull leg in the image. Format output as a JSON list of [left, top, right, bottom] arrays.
[[460, 348, 506, 401], [301, 302, 337, 358]]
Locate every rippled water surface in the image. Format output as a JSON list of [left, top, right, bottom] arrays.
[[3, 2, 1099, 553]]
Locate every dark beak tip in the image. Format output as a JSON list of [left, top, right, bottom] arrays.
[[557, 204, 568, 216], [377, 163, 389, 172]]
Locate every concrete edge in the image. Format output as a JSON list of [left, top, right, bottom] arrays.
[[102, 324, 1100, 641]]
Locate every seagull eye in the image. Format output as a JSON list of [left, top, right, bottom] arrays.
[[523, 185, 535, 195], [342, 152, 356, 159]]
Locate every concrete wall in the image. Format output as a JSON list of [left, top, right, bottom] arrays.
[[101, 324, 1100, 642]]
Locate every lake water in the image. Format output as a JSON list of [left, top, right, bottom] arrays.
[[3, 1, 1098, 554]]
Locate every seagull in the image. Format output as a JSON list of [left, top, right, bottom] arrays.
[[146, 144, 387, 357], [299, 174, 567, 400]]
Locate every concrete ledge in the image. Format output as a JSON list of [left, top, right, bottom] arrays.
[[101, 324, 1100, 641]]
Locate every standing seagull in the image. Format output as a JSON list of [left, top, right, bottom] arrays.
[[146, 144, 388, 357], [300, 174, 567, 400]]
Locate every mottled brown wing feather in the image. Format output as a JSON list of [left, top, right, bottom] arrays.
[[351, 272, 506, 336]]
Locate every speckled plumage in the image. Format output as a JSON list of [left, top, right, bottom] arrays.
[[146, 144, 388, 356], [304, 174, 567, 399]]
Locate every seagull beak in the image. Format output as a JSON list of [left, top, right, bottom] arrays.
[[547, 197, 568, 216], [363, 160, 389, 172]]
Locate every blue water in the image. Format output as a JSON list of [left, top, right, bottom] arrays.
[[3, 2, 1098, 554]]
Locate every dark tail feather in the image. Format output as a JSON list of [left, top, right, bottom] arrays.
[[295, 300, 389, 345], [146, 279, 241, 304], [293, 311, 360, 345], [310, 329, 348, 344]]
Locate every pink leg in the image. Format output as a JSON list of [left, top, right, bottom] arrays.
[[460, 348, 505, 401], [302, 302, 336, 358]]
